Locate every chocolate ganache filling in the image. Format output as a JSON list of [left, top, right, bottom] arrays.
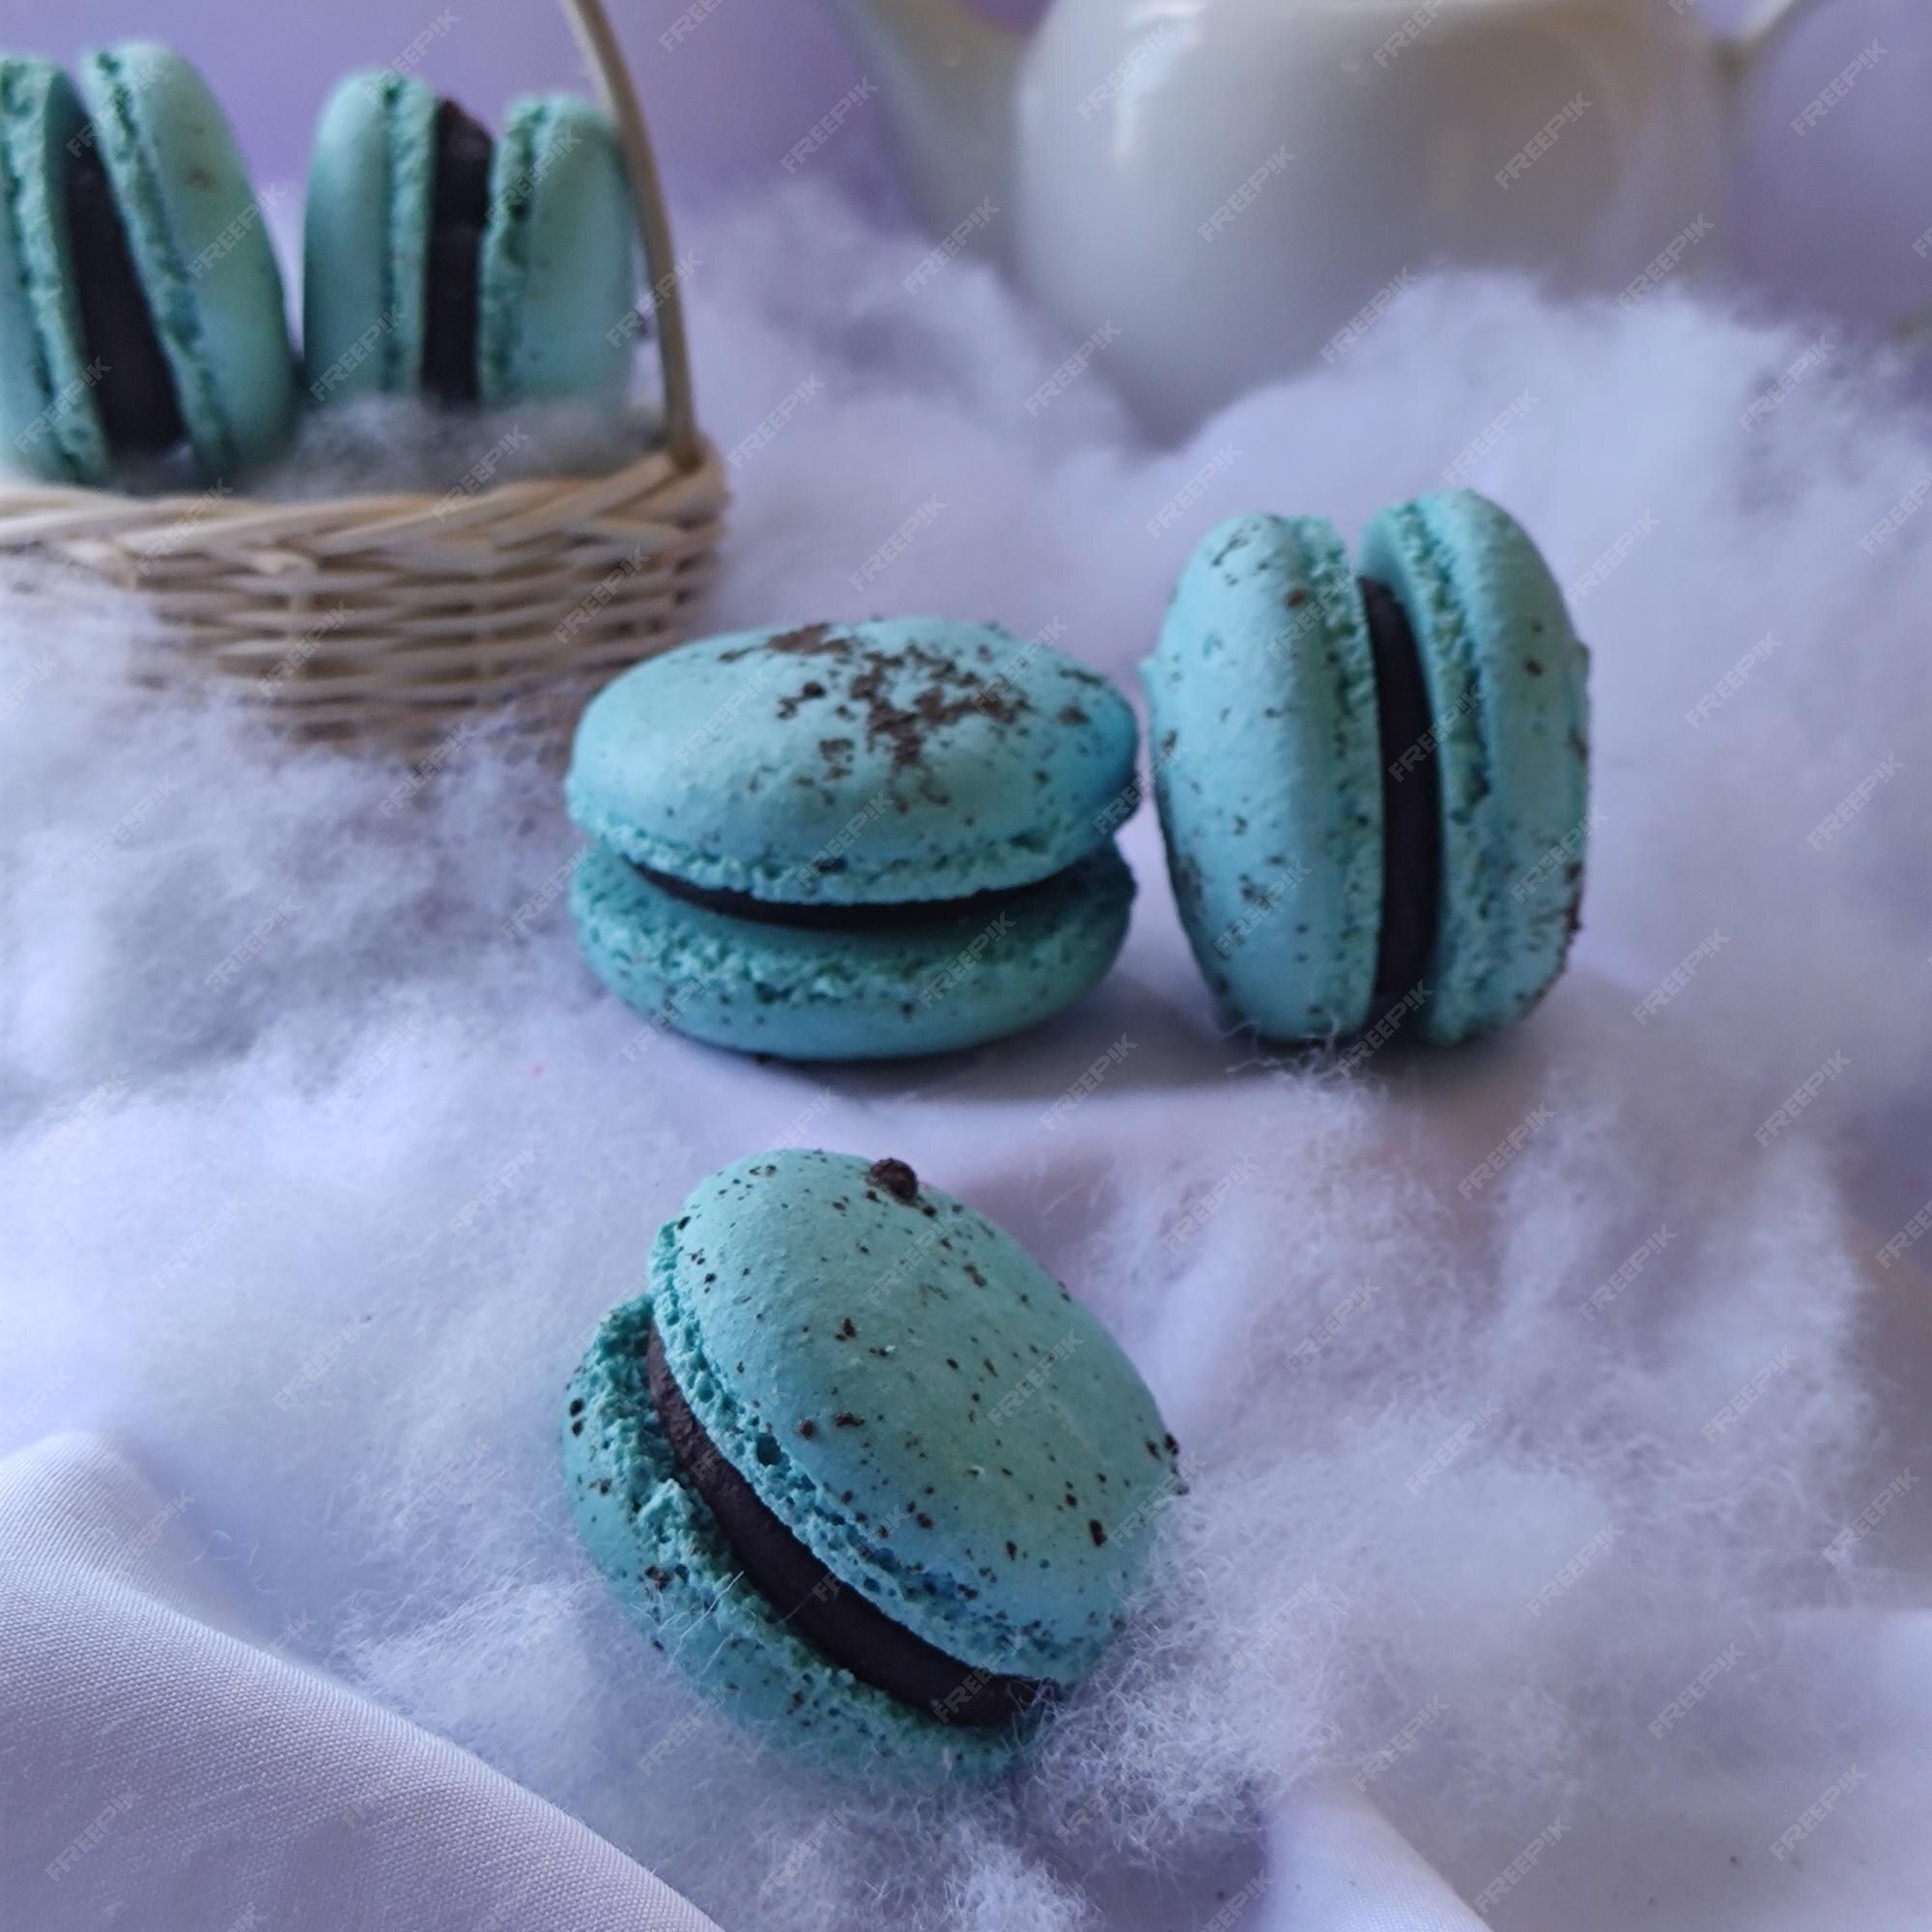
[[1358, 576, 1441, 1009], [63, 134, 185, 455], [633, 862, 1074, 934], [645, 1322, 1047, 1728], [420, 99, 494, 406]]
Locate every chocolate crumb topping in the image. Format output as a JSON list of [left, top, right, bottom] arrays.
[[847, 640, 1031, 770], [867, 1157, 919, 1203], [764, 623, 841, 657], [726, 629, 1041, 775]]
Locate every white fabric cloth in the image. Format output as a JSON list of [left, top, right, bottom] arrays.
[[1264, 1781, 1484, 1930], [0, 1435, 721, 1932]]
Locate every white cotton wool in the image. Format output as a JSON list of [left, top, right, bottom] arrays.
[[3, 176, 1930, 1931], [247, 391, 666, 500]]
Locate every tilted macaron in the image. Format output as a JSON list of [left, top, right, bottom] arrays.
[[303, 71, 635, 407], [1143, 490, 1589, 1045], [562, 1149, 1180, 1778], [0, 45, 294, 484], [566, 619, 1139, 1060]]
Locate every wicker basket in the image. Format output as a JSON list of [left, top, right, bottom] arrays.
[[0, 0, 725, 751]]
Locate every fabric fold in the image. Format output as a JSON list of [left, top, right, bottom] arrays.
[[0, 1432, 722, 1932]]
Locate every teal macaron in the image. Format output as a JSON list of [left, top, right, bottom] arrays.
[[562, 1149, 1180, 1779], [565, 619, 1139, 1061], [0, 45, 294, 484], [1144, 490, 1589, 1046], [302, 71, 635, 407]]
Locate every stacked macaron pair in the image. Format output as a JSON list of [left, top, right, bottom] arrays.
[[563, 490, 1590, 1059], [0, 43, 638, 488], [565, 618, 1140, 1060]]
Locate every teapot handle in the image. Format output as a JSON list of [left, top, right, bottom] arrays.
[[1719, 0, 1838, 77]]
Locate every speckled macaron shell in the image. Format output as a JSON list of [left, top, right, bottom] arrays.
[[567, 620, 1140, 905], [77, 43, 295, 478], [563, 1151, 1179, 1776], [0, 60, 108, 483], [1356, 490, 1589, 1044], [654, 1151, 1177, 1676], [476, 95, 635, 406], [302, 71, 437, 401], [1142, 513, 1382, 1041], [571, 840, 1134, 1061], [564, 1280, 1023, 1779]]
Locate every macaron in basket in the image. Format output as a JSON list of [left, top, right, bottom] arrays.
[[0, 0, 725, 749]]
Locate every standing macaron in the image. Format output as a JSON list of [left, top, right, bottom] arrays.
[[566, 620, 1139, 1060], [302, 71, 635, 407], [1143, 490, 1589, 1046], [0, 45, 295, 484], [562, 1149, 1179, 1779]]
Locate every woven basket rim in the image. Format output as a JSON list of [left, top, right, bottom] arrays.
[[0, 437, 724, 534]]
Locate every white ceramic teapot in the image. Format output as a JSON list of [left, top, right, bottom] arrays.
[[825, 0, 1835, 431]]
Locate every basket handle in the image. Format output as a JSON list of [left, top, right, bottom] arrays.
[[559, 0, 702, 469]]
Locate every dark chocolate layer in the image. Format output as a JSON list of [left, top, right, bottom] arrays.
[[635, 862, 1065, 933], [645, 1325, 1046, 1729], [1360, 577, 1442, 1007], [420, 99, 493, 406], [64, 132, 185, 455]]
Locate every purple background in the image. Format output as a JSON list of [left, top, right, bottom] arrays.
[[1, 0, 1924, 331]]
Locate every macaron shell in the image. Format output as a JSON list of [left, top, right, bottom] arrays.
[[78, 43, 294, 478], [476, 96, 634, 406], [568, 620, 1140, 904], [1142, 513, 1381, 1040], [0, 58, 105, 483], [1356, 490, 1589, 1044], [650, 1150, 1179, 1684], [562, 1285, 1024, 1782], [301, 71, 435, 402], [569, 839, 1134, 1062]]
